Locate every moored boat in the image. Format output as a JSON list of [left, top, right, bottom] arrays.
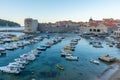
[[37, 45, 47, 51], [0, 48, 6, 54], [65, 55, 79, 61], [56, 64, 64, 71], [90, 59, 100, 64]]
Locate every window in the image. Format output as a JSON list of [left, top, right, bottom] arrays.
[[97, 29, 100, 32], [89, 29, 92, 32], [93, 29, 96, 32]]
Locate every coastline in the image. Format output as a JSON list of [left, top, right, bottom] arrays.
[[109, 63, 120, 80], [97, 63, 119, 80]]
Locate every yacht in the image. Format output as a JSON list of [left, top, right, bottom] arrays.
[[61, 49, 72, 56], [17, 42, 24, 47], [0, 65, 21, 74], [20, 53, 36, 61], [109, 44, 113, 47], [70, 41, 78, 45], [37, 45, 47, 51], [93, 43, 103, 48], [65, 55, 79, 61], [6, 46, 15, 50], [0, 48, 6, 54], [31, 50, 41, 56], [8, 62, 25, 69], [61, 52, 72, 56], [90, 59, 100, 64], [15, 58, 29, 64], [12, 44, 19, 49], [44, 43, 51, 48]]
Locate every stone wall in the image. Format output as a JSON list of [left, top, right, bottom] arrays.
[[38, 24, 80, 33]]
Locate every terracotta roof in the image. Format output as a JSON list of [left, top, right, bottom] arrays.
[[89, 22, 99, 27]]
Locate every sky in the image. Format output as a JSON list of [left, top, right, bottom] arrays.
[[0, 0, 120, 26]]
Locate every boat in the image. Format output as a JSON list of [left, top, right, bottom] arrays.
[[0, 48, 6, 54], [90, 59, 100, 64], [44, 43, 51, 48], [64, 46, 75, 51], [93, 43, 103, 48], [2, 38, 12, 43], [71, 39, 78, 42], [5, 46, 15, 50], [0, 65, 21, 74], [61, 49, 72, 56], [12, 44, 19, 49], [12, 37, 19, 42], [17, 42, 24, 47], [116, 43, 120, 48], [31, 50, 41, 56], [15, 58, 29, 64], [99, 54, 116, 62], [65, 55, 79, 61], [109, 44, 113, 47], [37, 45, 47, 51], [56, 64, 64, 70], [61, 52, 72, 56], [8, 62, 25, 69], [20, 54, 36, 61]]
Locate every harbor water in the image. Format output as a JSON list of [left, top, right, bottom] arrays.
[[0, 33, 120, 80]]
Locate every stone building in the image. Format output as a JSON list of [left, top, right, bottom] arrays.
[[24, 18, 38, 33], [114, 28, 120, 37]]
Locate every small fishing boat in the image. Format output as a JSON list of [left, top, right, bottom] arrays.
[[56, 64, 64, 71], [90, 59, 100, 65], [64, 46, 75, 51]]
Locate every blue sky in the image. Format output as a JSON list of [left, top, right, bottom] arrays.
[[0, 0, 120, 25]]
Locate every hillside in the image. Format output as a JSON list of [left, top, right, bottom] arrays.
[[0, 19, 20, 27]]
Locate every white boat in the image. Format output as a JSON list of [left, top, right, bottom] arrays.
[[31, 50, 41, 56], [109, 44, 113, 47], [37, 45, 47, 51], [61, 49, 72, 56], [44, 43, 51, 48], [23, 41, 31, 46], [20, 53, 36, 61], [90, 59, 100, 64], [61, 49, 72, 53], [0, 65, 21, 74], [12, 44, 19, 49], [17, 42, 24, 47], [9, 62, 25, 69], [15, 58, 29, 64], [70, 41, 78, 45], [0, 48, 6, 54], [93, 43, 103, 48], [65, 56, 79, 61], [61, 52, 72, 56], [6, 46, 15, 50], [71, 39, 78, 42]]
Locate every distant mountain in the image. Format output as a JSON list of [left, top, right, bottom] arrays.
[[0, 19, 20, 27]]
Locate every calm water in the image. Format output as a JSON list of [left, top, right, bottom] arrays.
[[0, 33, 120, 80]]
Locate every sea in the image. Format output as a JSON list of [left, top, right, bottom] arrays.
[[0, 33, 120, 80]]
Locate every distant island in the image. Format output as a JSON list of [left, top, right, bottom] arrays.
[[0, 19, 20, 27]]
